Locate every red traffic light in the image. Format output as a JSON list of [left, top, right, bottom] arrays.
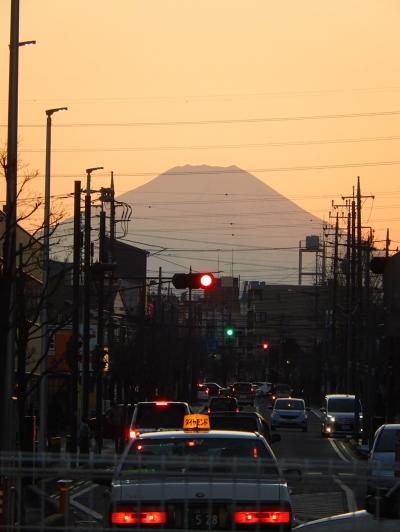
[[261, 342, 269, 350], [172, 272, 216, 290], [198, 273, 215, 288]]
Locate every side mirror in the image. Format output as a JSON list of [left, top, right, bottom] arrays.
[[271, 434, 281, 444]]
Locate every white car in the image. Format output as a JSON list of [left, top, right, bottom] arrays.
[[320, 394, 363, 437], [106, 416, 298, 530], [271, 398, 308, 432]]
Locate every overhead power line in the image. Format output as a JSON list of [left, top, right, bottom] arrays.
[[3, 109, 400, 128], [35, 159, 400, 180], [17, 134, 400, 153]]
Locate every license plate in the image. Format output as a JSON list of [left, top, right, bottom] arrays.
[[189, 511, 219, 529]]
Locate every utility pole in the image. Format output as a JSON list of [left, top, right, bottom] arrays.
[[107, 173, 116, 402], [95, 209, 106, 453], [82, 167, 103, 421], [342, 179, 374, 438], [345, 211, 351, 389], [1, 0, 20, 456], [69, 180, 81, 452], [331, 213, 339, 386], [385, 228, 390, 258]]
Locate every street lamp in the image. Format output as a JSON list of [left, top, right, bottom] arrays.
[[38, 107, 68, 453]]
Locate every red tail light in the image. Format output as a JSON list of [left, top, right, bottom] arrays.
[[155, 401, 168, 406], [111, 510, 167, 525], [129, 428, 139, 439], [207, 408, 211, 413], [234, 511, 290, 524]]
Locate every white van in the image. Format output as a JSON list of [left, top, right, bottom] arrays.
[[320, 394, 363, 437]]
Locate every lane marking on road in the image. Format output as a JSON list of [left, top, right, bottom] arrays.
[[329, 438, 351, 463], [333, 474, 357, 512], [335, 439, 358, 462]]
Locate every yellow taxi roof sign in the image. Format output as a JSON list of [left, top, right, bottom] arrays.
[[183, 414, 210, 431]]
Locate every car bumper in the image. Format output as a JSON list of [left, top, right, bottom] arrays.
[[272, 418, 306, 429]]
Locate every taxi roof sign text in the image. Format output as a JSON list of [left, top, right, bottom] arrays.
[[183, 414, 210, 431]]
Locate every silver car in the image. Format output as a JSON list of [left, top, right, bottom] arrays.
[[271, 398, 308, 432], [367, 423, 400, 497]]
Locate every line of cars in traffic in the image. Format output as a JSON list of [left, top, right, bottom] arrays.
[[93, 388, 400, 530]]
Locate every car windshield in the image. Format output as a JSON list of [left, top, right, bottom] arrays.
[[275, 400, 304, 410], [134, 404, 188, 429], [210, 417, 258, 432], [375, 429, 400, 452], [327, 398, 358, 413], [120, 437, 279, 477]]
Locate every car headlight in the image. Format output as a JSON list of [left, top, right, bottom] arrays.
[[327, 415, 335, 422]]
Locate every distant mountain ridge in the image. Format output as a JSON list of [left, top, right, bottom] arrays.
[[117, 165, 323, 284]]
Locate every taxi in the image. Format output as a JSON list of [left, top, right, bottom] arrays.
[[106, 414, 297, 530]]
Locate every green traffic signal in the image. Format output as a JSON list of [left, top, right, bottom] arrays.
[[224, 326, 235, 337]]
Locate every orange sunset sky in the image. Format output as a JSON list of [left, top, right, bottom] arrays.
[[1, 0, 400, 250]]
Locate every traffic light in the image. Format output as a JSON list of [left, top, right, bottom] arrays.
[[172, 272, 216, 290], [261, 342, 269, 350], [224, 326, 236, 338]]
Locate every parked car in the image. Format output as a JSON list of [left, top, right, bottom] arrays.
[[230, 382, 255, 405], [320, 394, 363, 437], [206, 396, 239, 413], [271, 398, 308, 432], [209, 410, 280, 445], [128, 401, 191, 439], [367, 423, 400, 498]]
